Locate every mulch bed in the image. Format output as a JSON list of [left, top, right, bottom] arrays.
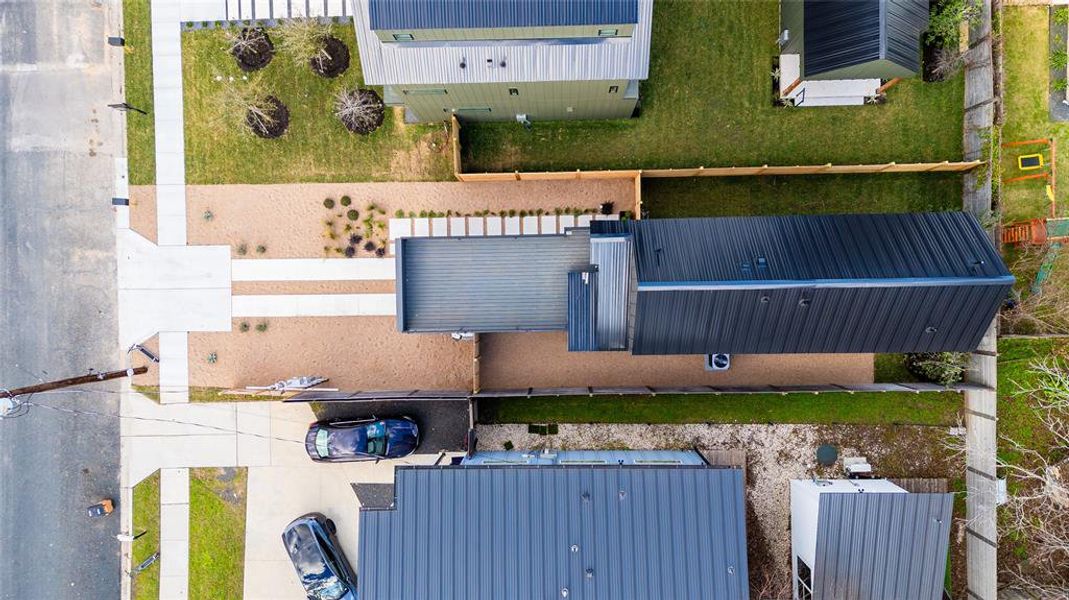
[[247, 96, 289, 139], [231, 28, 274, 72], [311, 36, 350, 78]]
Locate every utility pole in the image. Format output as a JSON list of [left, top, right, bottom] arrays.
[[1, 366, 147, 399]]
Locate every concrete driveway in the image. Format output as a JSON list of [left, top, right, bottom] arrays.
[[243, 402, 458, 600]]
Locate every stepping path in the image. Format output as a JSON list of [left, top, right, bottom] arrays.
[[232, 293, 395, 317], [224, 0, 351, 21], [232, 257, 395, 281], [387, 213, 615, 252]]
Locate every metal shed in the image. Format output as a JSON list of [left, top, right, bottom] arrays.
[[592, 213, 1013, 355], [396, 230, 591, 333], [358, 464, 750, 600], [782, 0, 929, 80], [813, 492, 953, 600]]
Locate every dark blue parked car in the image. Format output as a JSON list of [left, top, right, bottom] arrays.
[[304, 417, 420, 462], [282, 513, 357, 600]]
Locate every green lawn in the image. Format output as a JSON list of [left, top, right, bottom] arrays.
[[182, 25, 453, 184], [131, 468, 247, 600], [478, 391, 963, 425], [124, 0, 155, 185], [642, 172, 963, 217], [189, 468, 247, 600], [461, 1, 964, 174], [1002, 7, 1067, 222], [132, 471, 160, 600]]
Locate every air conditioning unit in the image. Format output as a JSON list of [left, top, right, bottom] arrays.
[[704, 353, 731, 371]]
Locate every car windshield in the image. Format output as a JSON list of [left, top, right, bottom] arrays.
[[365, 422, 386, 456], [283, 525, 349, 600], [314, 429, 331, 458]]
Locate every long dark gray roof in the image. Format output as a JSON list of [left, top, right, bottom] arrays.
[[804, 0, 929, 76], [815, 492, 953, 600], [592, 213, 1012, 354], [396, 231, 590, 333], [369, 0, 639, 31], [358, 465, 750, 600]]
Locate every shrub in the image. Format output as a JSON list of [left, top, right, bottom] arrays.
[[349, 234, 362, 245], [340, 196, 351, 207], [203, 210, 214, 221], [375, 247, 387, 257], [323, 198, 335, 209], [255, 321, 268, 332], [905, 352, 970, 385], [347, 209, 359, 221], [238, 321, 250, 332], [1052, 51, 1069, 71], [363, 241, 376, 252], [1055, 6, 1069, 26], [395, 209, 406, 218], [926, 0, 981, 48], [1056, 78, 1069, 93], [255, 245, 266, 254], [344, 246, 356, 258], [236, 243, 248, 255], [207, 352, 218, 364]]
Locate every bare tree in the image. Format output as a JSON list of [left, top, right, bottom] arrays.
[[996, 359, 1069, 594], [931, 46, 965, 81], [275, 18, 331, 69], [214, 75, 282, 137], [334, 88, 385, 135], [1002, 246, 1069, 335]]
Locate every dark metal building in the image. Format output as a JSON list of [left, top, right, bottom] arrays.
[[358, 464, 750, 600], [592, 213, 1012, 355], [780, 0, 930, 80], [395, 213, 1011, 355]]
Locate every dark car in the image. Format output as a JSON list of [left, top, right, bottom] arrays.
[[304, 417, 420, 462], [282, 513, 357, 600]]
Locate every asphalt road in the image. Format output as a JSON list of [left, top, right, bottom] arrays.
[[0, 1, 123, 598]]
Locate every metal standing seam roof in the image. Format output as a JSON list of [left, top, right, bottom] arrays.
[[368, 0, 639, 31], [814, 492, 953, 600], [358, 465, 751, 600], [803, 0, 929, 77], [590, 235, 632, 350], [592, 213, 1013, 354], [353, 0, 654, 85], [397, 231, 591, 333]]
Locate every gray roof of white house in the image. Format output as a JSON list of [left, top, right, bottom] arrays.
[[814, 492, 953, 600], [352, 0, 653, 85], [396, 230, 591, 333], [358, 465, 751, 600], [368, 0, 640, 31]]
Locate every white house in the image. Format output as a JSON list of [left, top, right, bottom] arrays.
[[790, 478, 954, 600]]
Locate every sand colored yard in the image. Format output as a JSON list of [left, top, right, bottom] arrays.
[[479, 332, 874, 389], [184, 179, 634, 258], [188, 317, 472, 391], [129, 185, 156, 243]]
